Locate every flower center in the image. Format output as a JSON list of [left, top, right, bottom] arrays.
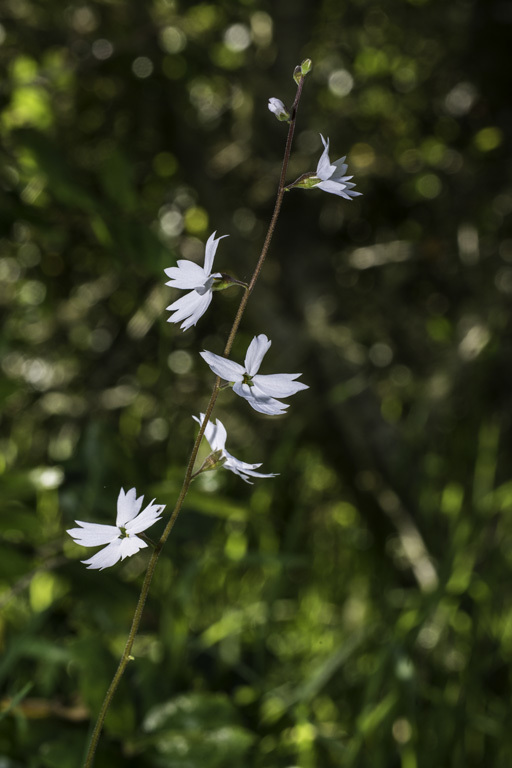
[[242, 373, 254, 387], [119, 526, 129, 539]]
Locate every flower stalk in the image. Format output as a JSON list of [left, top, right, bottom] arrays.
[[82, 67, 309, 768]]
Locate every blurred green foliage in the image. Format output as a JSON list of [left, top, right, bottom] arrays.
[[1, 0, 511, 765]]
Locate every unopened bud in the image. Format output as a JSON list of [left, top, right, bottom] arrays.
[[268, 97, 290, 122], [293, 65, 302, 85], [301, 58, 312, 75]]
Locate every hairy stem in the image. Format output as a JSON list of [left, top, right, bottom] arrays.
[[83, 73, 306, 768]]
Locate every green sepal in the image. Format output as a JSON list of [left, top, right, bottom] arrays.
[[291, 174, 320, 190], [212, 274, 248, 292], [196, 450, 226, 475]]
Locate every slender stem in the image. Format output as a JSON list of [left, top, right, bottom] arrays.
[[83, 73, 307, 768], [223, 76, 305, 358]]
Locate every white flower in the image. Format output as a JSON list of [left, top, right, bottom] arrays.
[[66, 488, 164, 570], [200, 334, 308, 415], [313, 134, 362, 200], [164, 231, 228, 331], [194, 413, 278, 484], [268, 97, 289, 121]]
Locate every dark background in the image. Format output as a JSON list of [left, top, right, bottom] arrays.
[[1, 0, 512, 765]]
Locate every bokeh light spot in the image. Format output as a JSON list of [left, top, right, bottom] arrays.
[[70, 6, 98, 33], [328, 69, 354, 97], [132, 56, 154, 79], [250, 12, 272, 46], [168, 350, 193, 374], [159, 207, 184, 237], [392, 718, 412, 744], [153, 152, 178, 178], [444, 81, 477, 116], [416, 173, 441, 199], [160, 25, 187, 54], [92, 38, 113, 61], [184, 206, 208, 235], [474, 126, 503, 152], [224, 23, 251, 52], [350, 143, 375, 170]]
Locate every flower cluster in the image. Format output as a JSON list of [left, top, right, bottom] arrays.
[[67, 70, 361, 571]]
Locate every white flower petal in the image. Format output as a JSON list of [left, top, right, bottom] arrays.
[[116, 487, 144, 527], [247, 396, 288, 415], [210, 418, 228, 450], [126, 501, 164, 534], [251, 380, 301, 408], [203, 231, 228, 276], [330, 157, 348, 178], [316, 134, 336, 180], [225, 465, 253, 483], [200, 350, 245, 382], [195, 275, 217, 296], [252, 373, 308, 398], [232, 466, 278, 483], [82, 540, 124, 570], [164, 260, 207, 290], [223, 451, 277, 484], [315, 180, 354, 198], [67, 521, 120, 547], [233, 382, 288, 415], [232, 381, 255, 400], [167, 290, 213, 330], [120, 536, 147, 559], [194, 413, 228, 453], [222, 447, 260, 471], [244, 334, 271, 376]]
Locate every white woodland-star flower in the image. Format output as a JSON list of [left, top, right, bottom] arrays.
[[164, 231, 228, 331], [200, 334, 308, 415], [193, 412, 278, 484], [66, 488, 164, 570], [313, 134, 362, 200]]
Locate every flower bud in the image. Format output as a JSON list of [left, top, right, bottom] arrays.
[[293, 65, 302, 85], [301, 58, 312, 75], [267, 97, 290, 122]]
